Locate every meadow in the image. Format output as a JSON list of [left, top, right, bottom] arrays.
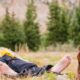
[[0, 50, 77, 80]]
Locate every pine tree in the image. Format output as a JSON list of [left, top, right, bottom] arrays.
[[24, 0, 41, 51], [47, 1, 68, 46], [1, 8, 25, 50], [0, 27, 5, 46], [59, 9, 69, 43], [69, 7, 80, 46]]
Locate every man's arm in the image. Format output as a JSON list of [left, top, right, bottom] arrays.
[[0, 61, 18, 76]]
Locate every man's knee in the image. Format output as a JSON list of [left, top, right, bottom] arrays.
[[63, 55, 71, 64], [65, 55, 71, 60]]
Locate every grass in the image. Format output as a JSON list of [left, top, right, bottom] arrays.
[[0, 51, 77, 80]]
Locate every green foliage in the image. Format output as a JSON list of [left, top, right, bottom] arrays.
[[59, 9, 69, 42], [44, 73, 56, 80], [67, 72, 76, 80], [24, 0, 41, 51], [1, 9, 25, 50], [0, 32, 5, 46], [47, 1, 69, 46], [69, 7, 80, 46]]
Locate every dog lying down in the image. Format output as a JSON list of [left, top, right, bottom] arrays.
[[0, 47, 71, 77]]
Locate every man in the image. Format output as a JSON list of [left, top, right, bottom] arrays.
[[0, 47, 71, 77]]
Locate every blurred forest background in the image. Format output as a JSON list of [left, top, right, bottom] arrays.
[[0, 0, 80, 52]]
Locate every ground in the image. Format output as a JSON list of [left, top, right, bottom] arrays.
[[0, 51, 78, 80]]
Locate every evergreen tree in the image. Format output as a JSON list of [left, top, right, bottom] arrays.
[[69, 7, 80, 46], [1, 8, 25, 50], [59, 9, 69, 42], [24, 0, 41, 51], [0, 27, 5, 46], [47, 1, 68, 46]]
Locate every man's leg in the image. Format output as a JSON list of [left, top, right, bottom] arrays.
[[28, 55, 71, 76], [50, 55, 71, 74], [0, 61, 18, 76]]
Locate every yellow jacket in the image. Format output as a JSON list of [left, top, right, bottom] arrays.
[[0, 47, 15, 58]]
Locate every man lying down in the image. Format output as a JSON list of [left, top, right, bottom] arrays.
[[0, 47, 71, 77]]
